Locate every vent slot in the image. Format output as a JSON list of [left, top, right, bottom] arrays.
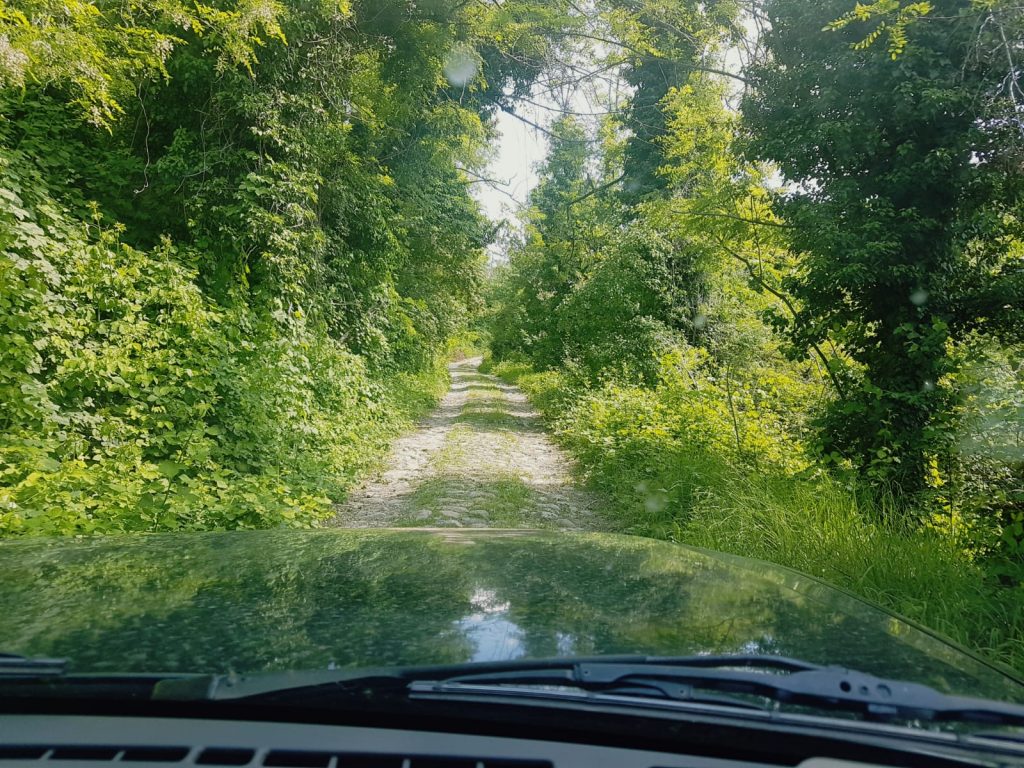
[[262, 752, 332, 768], [407, 760, 553, 768], [49, 749, 121, 762], [0, 745, 191, 764], [0, 746, 553, 768], [0, 747, 49, 761], [333, 756, 402, 768], [121, 748, 192, 763], [196, 749, 256, 766]]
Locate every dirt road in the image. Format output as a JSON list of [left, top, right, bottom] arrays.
[[331, 357, 607, 529]]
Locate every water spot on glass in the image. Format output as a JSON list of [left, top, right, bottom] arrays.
[[910, 288, 929, 306], [444, 45, 479, 87], [693, 314, 708, 329], [556, 631, 576, 656], [922, 380, 935, 392], [469, 587, 510, 613], [644, 491, 667, 514]]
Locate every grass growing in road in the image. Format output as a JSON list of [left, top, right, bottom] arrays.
[[381, 363, 595, 530], [393, 472, 541, 528], [458, 379, 521, 431]]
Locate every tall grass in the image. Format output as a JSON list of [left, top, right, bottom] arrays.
[[487, 358, 1024, 676], [680, 472, 1024, 672]]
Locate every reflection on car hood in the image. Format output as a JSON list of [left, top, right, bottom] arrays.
[[0, 528, 1020, 702]]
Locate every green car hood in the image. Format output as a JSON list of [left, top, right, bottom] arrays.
[[0, 529, 1020, 702]]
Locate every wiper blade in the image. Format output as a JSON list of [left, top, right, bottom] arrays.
[[409, 655, 1024, 726], [199, 656, 771, 714], [0, 653, 67, 678], [186, 654, 1024, 729]]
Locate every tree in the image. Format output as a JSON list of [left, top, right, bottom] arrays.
[[744, 0, 1024, 502], [0, 0, 287, 127], [600, 0, 740, 207], [488, 117, 599, 368], [1, 0, 574, 533]]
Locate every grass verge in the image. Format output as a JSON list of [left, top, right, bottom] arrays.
[[486, 358, 1024, 677]]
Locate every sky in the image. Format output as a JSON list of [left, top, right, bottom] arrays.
[[442, 43, 551, 258], [477, 109, 549, 222], [473, 82, 614, 263], [474, 107, 549, 264]]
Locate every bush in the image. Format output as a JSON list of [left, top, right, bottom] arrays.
[[493, 357, 1024, 675], [446, 329, 487, 361], [555, 237, 682, 386], [0, 147, 448, 535], [679, 474, 1024, 673]]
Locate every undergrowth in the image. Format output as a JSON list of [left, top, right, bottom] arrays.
[[485, 358, 1024, 677], [0, 136, 453, 536]]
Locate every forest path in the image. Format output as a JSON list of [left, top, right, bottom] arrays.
[[330, 357, 608, 530]]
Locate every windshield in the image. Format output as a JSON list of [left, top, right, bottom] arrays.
[[0, 0, 1022, 719]]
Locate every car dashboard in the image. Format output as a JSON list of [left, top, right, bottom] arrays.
[[0, 715, 994, 768]]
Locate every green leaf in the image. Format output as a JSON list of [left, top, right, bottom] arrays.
[[157, 461, 186, 479]]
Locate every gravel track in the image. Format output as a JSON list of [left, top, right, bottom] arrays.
[[330, 357, 607, 530]]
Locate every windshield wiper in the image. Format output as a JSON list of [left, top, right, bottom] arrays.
[[406, 655, 1024, 727], [194, 654, 1024, 729], [8, 652, 1022, 733]]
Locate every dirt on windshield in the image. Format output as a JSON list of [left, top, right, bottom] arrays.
[[330, 357, 608, 530]]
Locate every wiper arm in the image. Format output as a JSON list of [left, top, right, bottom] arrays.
[[0, 653, 67, 678], [200, 656, 770, 713], [410, 655, 1024, 726], [171, 654, 1024, 729]]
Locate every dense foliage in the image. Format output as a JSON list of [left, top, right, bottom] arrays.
[[2, 0, 1022, 673], [484, 0, 1023, 668], [486, 360, 1024, 671], [745, 0, 1024, 499], [488, 0, 1023, 535], [0, 0, 576, 533]]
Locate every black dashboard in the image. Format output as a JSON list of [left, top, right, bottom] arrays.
[[0, 715, 994, 768]]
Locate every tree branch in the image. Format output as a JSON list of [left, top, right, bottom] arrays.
[[712, 235, 848, 399], [567, 171, 626, 207], [496, 103, 600, 144], [673, 207, 795, 229], [552, 30, 753, 86]]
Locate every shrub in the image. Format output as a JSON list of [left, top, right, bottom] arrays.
[[0, 147, 447, 535], [494, 356, 1024, 675]]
